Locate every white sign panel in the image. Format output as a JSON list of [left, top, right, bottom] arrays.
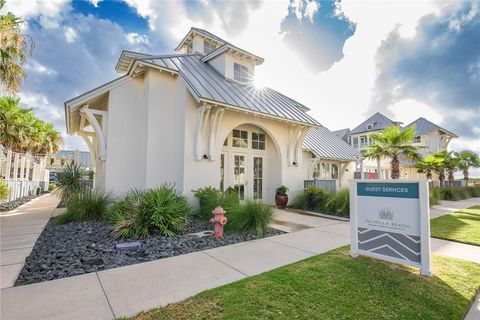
[[350, 180, 432, 276]]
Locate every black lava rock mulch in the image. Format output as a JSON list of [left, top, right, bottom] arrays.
[[15, 219, 283, 286], [0, 194, 44, 212]]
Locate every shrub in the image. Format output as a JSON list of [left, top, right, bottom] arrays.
[[48, 183, 57, 191], [290, 187, 349, 217], [466, 186, 480, 198], [55, 190, 112, 224], [227, 199, 273, 237], [56, 163, 87, 205], [194, 187, 240, 221], [276, 185, 288, 196], [429, 187, 442, 206], [109, 185, 192, 238], [441, 187, 469, 201], [192, 186, 222, 220], [324, 188, 350, 217], [0, 182, 9, 201]]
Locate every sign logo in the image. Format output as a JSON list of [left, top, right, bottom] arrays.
[[378, 208, 394, 220]]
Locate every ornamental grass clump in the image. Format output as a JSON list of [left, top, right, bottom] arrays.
[[227, 199, 273, 237], [441, 186, 469, 201], [55, 190, 112, 224], [324, 188, 350, 217], [290, 186, 350, 217], [109, 184, 192, 238]]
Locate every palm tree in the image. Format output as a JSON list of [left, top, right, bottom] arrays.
[[364, 126, 422, 179], [455, 151, 480, 183], [415, 154, 441, 180], [433, 150, 460, 186], [0, 96, 62, 153], [0, 0, 34, 94]]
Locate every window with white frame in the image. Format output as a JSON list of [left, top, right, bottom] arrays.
[[360, 135, 367, 147], [352, 137, 358, 148], [252, 131, 265, 150], [232, 129, 248, 148], [368, 136, 374, 145], [234, 63, 250, 82], [413, 136, 421, 143], [204, 40, 216, 54]]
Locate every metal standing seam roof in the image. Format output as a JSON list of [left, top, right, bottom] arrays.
[[303, 126, 363, 161], [349, 112, 399, 135], [138, 54, 320, 126], [404, 117, 458, 138], [332, 128, 350, 141]]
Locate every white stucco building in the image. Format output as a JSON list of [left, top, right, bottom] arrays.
[[65, 28, 361, 202]]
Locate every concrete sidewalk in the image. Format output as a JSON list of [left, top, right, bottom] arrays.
[[1, 197, 479, 320], [430, 197, 480, 218], [0, 193, 59, 289]]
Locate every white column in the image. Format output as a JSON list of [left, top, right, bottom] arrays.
[[13, 153, 20, 180]]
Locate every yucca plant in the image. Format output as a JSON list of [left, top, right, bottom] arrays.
[[56, 163, 87, 205], [227, 199, 273, 237], [55, 190, 112, 224]]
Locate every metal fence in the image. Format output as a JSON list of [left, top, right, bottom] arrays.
[[429, 180, 467, 188], [304, 179, 337, 192]]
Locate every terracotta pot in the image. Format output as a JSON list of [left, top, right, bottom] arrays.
[[275, 194, 288, 209]]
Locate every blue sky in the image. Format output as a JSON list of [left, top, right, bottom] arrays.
[[1, 0, 479, 175]]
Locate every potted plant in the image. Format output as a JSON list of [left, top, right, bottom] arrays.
[[275, 185, 289, 209]]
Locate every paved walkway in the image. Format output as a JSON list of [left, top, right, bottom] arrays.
[[0, 193, 60, 289], [0, 197, 479, 320]]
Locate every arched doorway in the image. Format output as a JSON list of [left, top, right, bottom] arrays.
[[219, 124, 281, 201]]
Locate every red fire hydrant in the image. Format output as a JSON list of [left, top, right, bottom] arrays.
[[210, 206, 227, 239]]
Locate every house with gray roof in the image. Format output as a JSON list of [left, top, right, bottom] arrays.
[[65, 27, 337, 202], [404, 117, 458, 156], [345, 112, 458, 180], [302, 127, 362, 190]]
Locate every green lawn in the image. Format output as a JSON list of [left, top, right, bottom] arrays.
[[431, 206, 480, 246], [131, 248, 480, 320]]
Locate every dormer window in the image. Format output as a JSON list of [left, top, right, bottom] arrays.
[[366, 123, 373, 130], [204, 39, 216, 54], [234, 63, 250, 82]]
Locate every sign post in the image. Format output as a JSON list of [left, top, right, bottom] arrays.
[[350, 180, 432, 276]]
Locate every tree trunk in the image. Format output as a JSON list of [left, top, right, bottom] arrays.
[[391, 157, 400, 179], [463, 169, 469, 183], [426, 170, 432, 180], [448, 169, 454, 186], [439, 169, 445, 187]]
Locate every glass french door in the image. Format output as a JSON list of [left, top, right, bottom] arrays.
[[253, 156, 263, 199], [233, 154, 246, 200]]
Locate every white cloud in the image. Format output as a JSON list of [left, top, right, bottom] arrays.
[[64, 27, 77, 42]]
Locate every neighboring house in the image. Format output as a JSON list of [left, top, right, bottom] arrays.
[[332, 128, 350, 143], [403, 117, 458, 156], [65, 27, 324, 203], [343, 112, 457, 180], [46, 150, 92, 173], [302, 126, 362, 190]]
